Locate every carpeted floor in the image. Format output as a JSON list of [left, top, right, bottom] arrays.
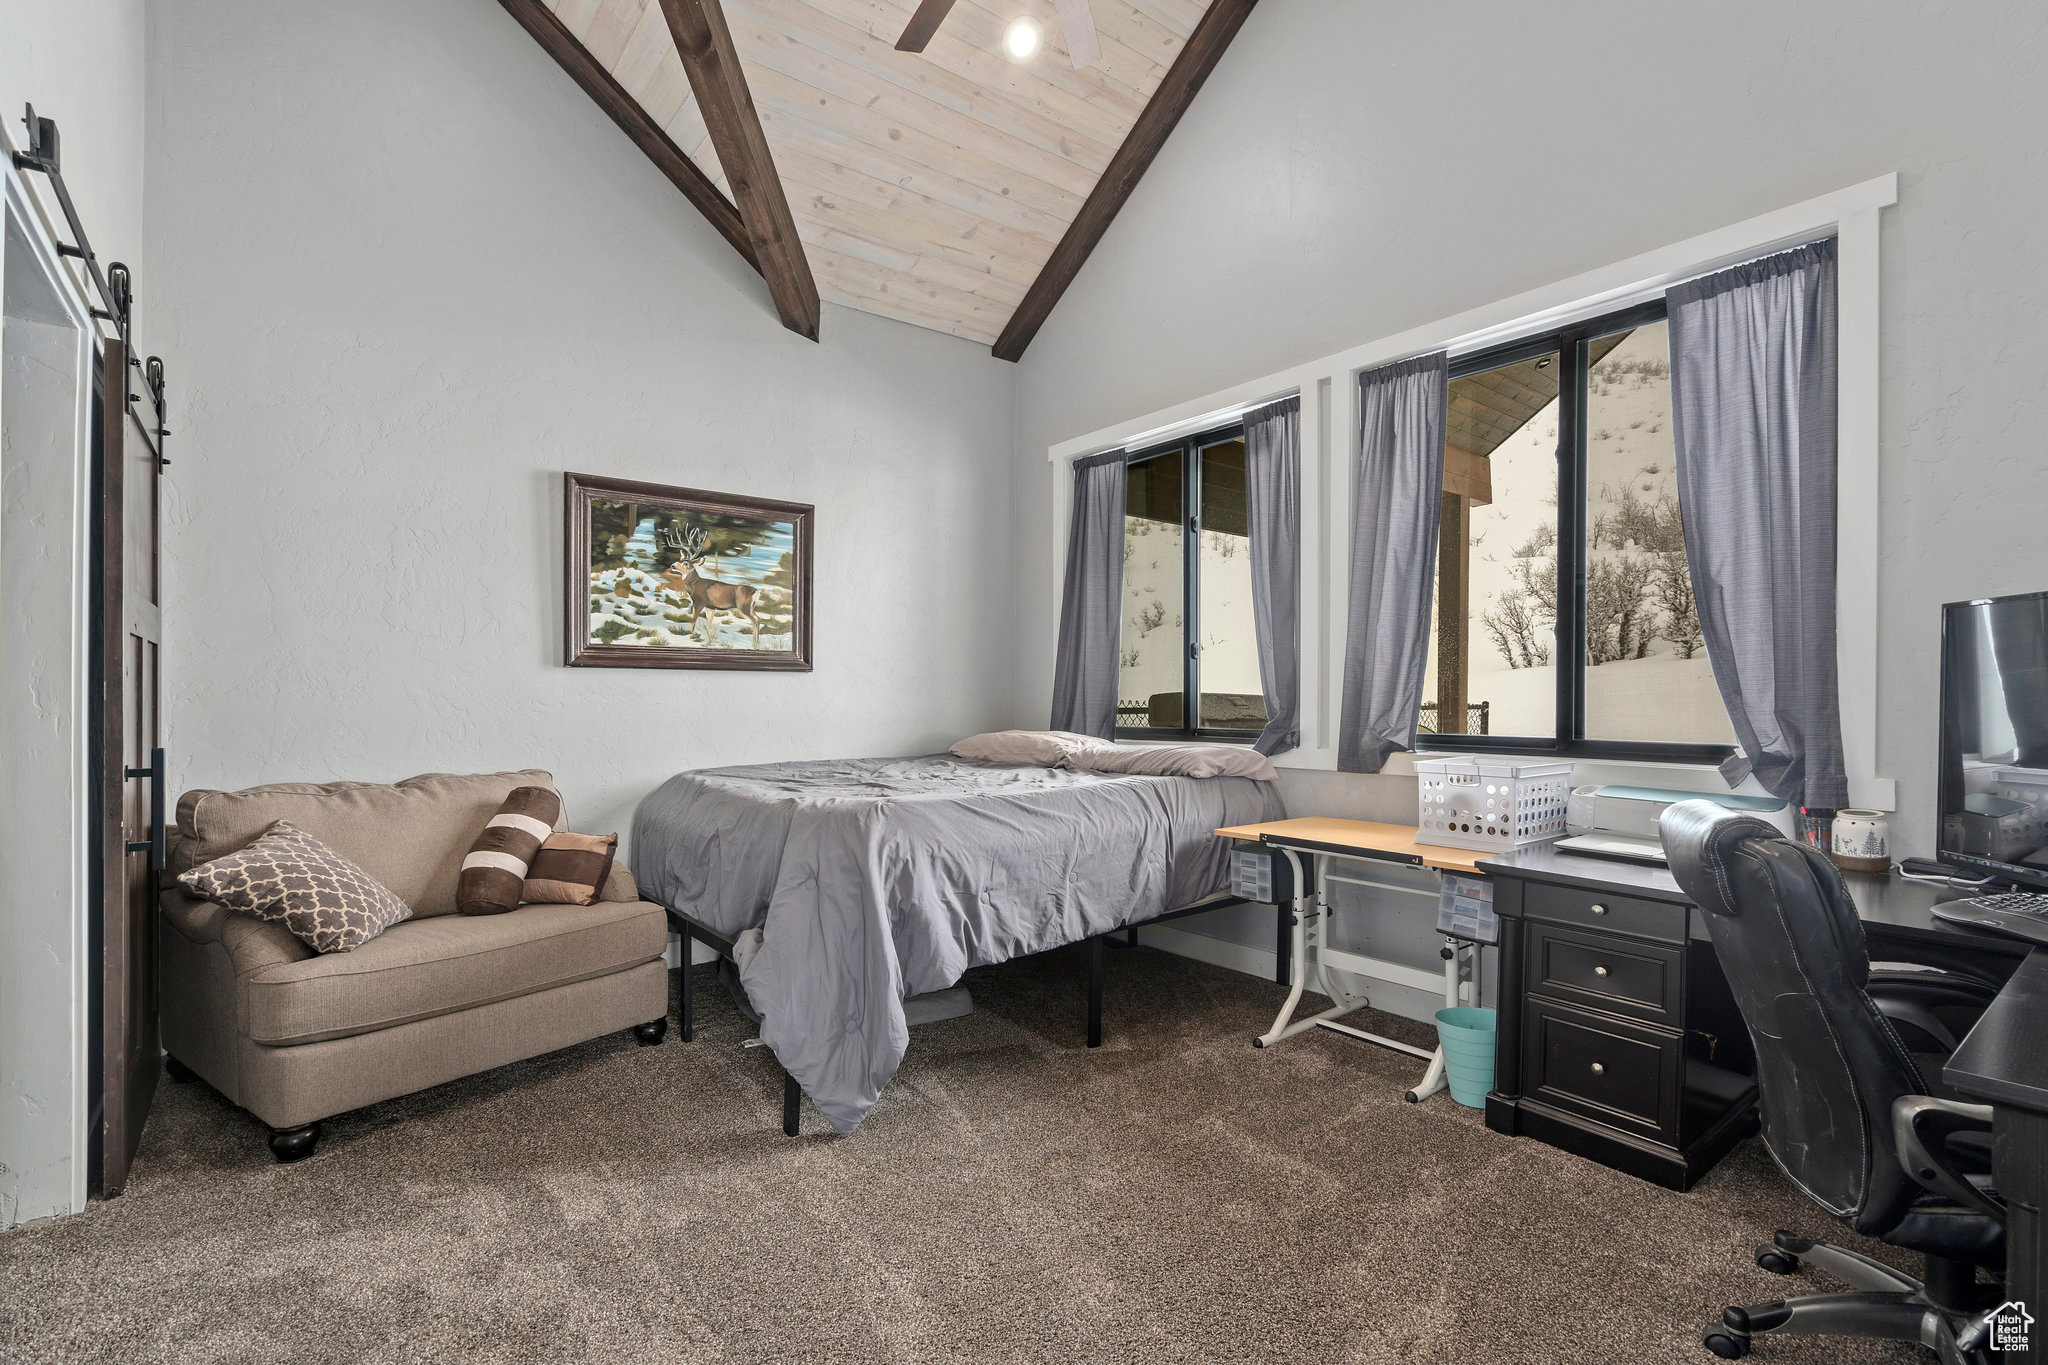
[[1, 947, 1923, 1364]]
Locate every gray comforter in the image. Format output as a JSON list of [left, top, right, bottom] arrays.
[[631, 755, 1285, 1134]]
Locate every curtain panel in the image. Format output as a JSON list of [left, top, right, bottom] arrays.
[[1244, 396, 1302, 756], [1667, 238, 1848, 808], [1338, 353, 1449, 773], [1050, 449, 1128, 739]]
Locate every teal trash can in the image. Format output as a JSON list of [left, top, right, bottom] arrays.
[[1434, 1006, 1497, 1109]]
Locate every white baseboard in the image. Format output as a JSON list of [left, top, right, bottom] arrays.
[[1134, 923, 1450, 1028], [665, 932, 718, 969]]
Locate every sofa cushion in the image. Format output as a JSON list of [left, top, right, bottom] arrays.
[[239, 897, 668, 1046], [178, 820, 413, 953], [174, 770, 563, 919]]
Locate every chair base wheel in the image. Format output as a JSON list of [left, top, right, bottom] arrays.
[[267, 1122, 320, 1163], [633, 1018, 668, 1046], [1702, 1328, 1751, 1359], [1755, 1246, 1800, 1275]]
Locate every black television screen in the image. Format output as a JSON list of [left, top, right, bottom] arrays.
[[1939, 590, 2048, 889]]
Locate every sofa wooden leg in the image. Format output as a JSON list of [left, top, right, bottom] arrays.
[[633, 1018, 668, 1046], [783, 1070, 800, 1136], [268, 1122, 320, 1163], [165, 1055, 197, 1083]]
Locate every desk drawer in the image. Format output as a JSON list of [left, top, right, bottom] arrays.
[[1524, 997, 1680, 1142], [1528, 921, 1682, 1026], [1524, 882, 1686, 944]]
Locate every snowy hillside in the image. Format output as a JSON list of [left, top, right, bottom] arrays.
[[1442, 323, 1733, 743]]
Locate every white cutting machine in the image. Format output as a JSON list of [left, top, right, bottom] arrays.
[[1557, 785, 1797, 865]]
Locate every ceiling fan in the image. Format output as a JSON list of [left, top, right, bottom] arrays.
[[894, 0, 1101, 69]]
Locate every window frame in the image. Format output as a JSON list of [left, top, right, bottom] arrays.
[[1419, 297, 1738, 766], [1114, 421, 1263, 744]]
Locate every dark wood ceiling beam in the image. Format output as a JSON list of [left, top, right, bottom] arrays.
[[495, 0, 756, 271], [660, 0, 822, 341], [894, 0, 960, 52], [991, 0, 1258, 363]]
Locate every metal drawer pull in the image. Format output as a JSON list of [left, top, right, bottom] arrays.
[[1590, 1062, 1605, 1076], [1593, 965, 1610, 978], [1590, 903, 1608, 916]]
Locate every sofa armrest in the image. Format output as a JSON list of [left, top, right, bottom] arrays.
[[161, 886, 229, 945], [598, 860, 641, 903]]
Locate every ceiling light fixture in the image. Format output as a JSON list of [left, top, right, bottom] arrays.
[[1004, 16, 1042, 60]]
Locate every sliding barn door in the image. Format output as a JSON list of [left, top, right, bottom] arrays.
[[94, 336, 165, 1196]]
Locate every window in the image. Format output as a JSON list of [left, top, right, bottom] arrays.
[[1117, 424, 1265, 739], [1420, 300, 1736, 761]]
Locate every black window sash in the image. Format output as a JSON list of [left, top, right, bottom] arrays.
[[1422, 297, 1736, 766], [1116, 422, 1257, 742]]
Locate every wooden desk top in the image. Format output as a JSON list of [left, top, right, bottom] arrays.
[[1212, 817, 1495, 875]]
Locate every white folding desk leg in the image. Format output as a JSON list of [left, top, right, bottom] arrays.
[[1403, 935, 1469, 1104], [1255, 848, 1373, 1049], [1255, 848, 1316, 1047]]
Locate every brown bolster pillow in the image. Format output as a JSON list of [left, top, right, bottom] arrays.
[[522, 832, 619, 907], [458, 785, 562, 915]]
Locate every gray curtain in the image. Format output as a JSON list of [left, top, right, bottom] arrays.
[[1050, 450, 1128, 739], [1667, 239, 1847, 808], [1244, 397, 1301, 755], [1338, 353, 1448, 772]]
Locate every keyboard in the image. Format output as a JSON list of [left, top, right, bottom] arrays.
[[1931, 891, 2048, 947]]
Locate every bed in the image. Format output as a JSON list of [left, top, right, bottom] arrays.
[[631, 753, 1285, 1134]]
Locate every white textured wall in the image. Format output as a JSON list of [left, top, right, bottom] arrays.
[[0, 0, 148, 278], [1010, 0, 2048, 864], [146, 0, 1017, 838]]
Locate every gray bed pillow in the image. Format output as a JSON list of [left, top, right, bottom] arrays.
[[949, 730, 1112, 766], [1061, 743, 1280, 781]]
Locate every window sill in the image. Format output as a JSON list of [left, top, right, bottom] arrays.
[[1411, 738, 1736, 767], [1113, 729, 1261, 747]]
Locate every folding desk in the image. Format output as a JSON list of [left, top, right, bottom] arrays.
[[1213, 817, 1493, 1103]]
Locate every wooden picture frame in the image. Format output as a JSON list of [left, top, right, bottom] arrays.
[[564, 472, 813, 670]]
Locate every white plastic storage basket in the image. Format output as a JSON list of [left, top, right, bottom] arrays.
[[1415, 757, 1574, 852], [1992, 769, 2048, 847]]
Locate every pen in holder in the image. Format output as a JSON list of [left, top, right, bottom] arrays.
[[1798, 807, 1836, 856]]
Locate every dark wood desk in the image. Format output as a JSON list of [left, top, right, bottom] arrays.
[[1480, 841, 2029, 1189], [1947, 948, 2048, 1363]]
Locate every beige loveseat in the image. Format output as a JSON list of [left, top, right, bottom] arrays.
[[159, 769, 671, 1161]]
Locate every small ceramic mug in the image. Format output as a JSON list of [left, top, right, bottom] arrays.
[[1831, 809, 1891, 872]]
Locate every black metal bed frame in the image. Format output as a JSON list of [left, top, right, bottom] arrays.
[[661, 895, 1248, 1136]]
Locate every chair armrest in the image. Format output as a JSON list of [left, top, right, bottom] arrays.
[[1891, 1094, 2003, 1220], [1868, 971, 1999, 1052]]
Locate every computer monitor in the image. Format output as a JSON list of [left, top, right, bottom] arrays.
[[1939, 589, 2048, 889]]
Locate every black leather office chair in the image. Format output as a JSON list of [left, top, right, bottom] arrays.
[[1659, 801, 2008, 1362]]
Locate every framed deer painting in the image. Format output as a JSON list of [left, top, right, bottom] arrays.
[[564, 473, 813, 670]]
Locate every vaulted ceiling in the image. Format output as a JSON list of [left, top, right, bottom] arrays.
[[502, 0, 1253, 357]]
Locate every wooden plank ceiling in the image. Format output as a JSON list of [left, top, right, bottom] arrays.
[[543, 0, 1218, 346]]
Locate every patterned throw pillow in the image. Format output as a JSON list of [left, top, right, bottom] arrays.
[[457, 785, 563, 915], [177, 820, 411, 953], [522, 832, 619, 906]]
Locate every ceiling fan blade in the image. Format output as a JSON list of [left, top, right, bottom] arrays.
[[894, 0, 959, 52], [1051, 0, 1101, 68]]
